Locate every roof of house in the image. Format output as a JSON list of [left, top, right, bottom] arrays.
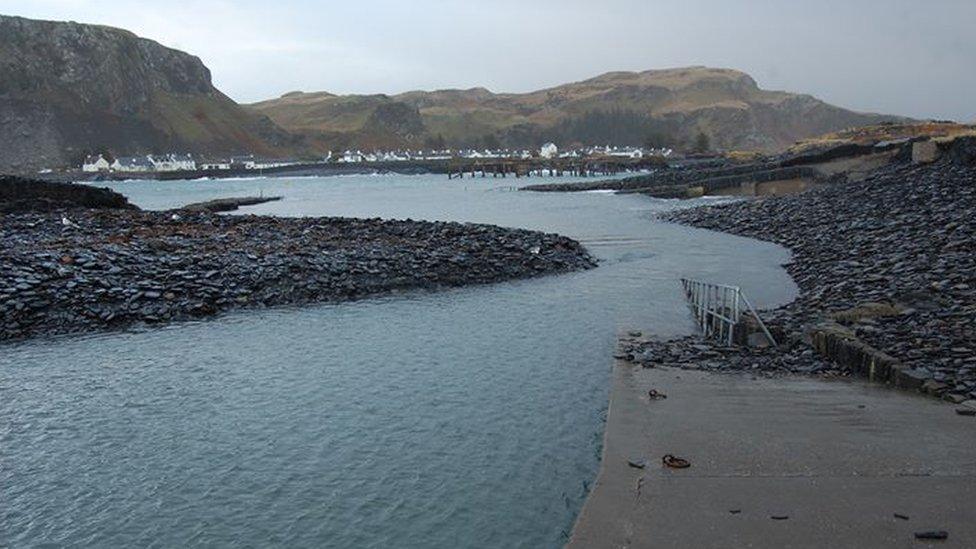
[[153, 153, 194, 162], [115, 156, 154, 168]]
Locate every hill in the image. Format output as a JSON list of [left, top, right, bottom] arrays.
[[0, 15, 297, 174], [248, 67, 906, 153]]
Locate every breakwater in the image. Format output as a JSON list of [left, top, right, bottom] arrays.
[[521, 161, 820, 198]]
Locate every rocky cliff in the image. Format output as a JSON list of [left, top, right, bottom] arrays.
[[0, 15, 295, 174], [250, 67, 906, 152]]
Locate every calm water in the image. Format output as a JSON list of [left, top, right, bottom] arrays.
[[1, 174, 797, 548]]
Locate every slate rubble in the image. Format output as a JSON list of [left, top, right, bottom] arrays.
[[1, 209, 596, 341], [621, 138, 976, 402]]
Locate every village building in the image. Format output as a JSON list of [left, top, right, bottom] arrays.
[[151, 153, 196, 172], [539, 143, 558, 159], [111, 156, 154, 172], [253, 159, 295, 169], [375, 151, 410, 162], [608, 146, 644, 159], [337, 150, 362, 163], [82, 154, 111, 172], [422, 150, 454, 160], [230, 155, 258, 170], [199, 159, 231, 171]]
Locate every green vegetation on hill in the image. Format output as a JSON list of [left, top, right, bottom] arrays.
[[250, 67, 905, 153]]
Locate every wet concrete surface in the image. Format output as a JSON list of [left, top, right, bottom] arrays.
[[569, 361, 976, 548]]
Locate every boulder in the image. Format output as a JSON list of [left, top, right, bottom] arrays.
[[911, 141, 939, 164]]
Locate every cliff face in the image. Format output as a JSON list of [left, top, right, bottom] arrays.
[[250, 67, 906, 152], [0, 15, 294, 174]]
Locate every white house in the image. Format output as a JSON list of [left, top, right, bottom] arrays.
[[608, 147, 644, 159], [230, 155, 258, 169], [82, 154, 111, 172], [253, 159, 295, 169], [339, 150, 364, 163], [111, 156, 155, 172], [152, 153, 196, 172], [539, 142, 558, 159], [376, 151, 410, 162], [423, 150, 453, 160], [199, 160, 231, 171]]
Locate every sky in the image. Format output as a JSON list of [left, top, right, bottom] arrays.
[[3, 0, 974, 121]]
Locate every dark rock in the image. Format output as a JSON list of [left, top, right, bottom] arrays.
[[1, 207, 596, 342], [637, 150, 976, 397], [914, 531, 948, 541], [180, 196, 282, 213], [1, 176, 136, 212]]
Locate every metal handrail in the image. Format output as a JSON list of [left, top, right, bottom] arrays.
[[680, 278, 777, 347]]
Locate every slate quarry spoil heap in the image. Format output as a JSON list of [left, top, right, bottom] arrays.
[[0, 179, 596, 341], [623, 138, 976, 403]]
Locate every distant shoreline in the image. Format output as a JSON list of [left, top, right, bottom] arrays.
[[43, 157, 667, 184], [39, 160, 454, 184]]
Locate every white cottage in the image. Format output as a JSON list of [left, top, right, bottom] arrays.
[[152, 154, 196, 172], [339, 151, 364, 163], [608, 147, 644, 159], [539, 143, 558, 159], [82, 154, 111, 172], [111, 156, 155, 172], [199, 160, 231, 170]]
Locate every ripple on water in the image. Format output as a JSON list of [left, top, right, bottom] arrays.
[[3, 174, 796, 548]]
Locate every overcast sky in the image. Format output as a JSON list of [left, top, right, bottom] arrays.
[[3, 0, 974, 120]]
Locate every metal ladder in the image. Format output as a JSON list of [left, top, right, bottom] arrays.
[[680, 278, 777, 347]]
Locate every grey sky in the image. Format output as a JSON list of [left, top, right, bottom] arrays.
[[4, 0, 974, 120]]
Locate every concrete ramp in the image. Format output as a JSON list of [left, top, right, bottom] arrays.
[[569, 361, 976, 548]]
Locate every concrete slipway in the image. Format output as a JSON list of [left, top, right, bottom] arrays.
[[568, 360, 976, 548]]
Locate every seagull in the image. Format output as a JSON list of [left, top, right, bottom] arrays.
[[61, 216, 79, 228]]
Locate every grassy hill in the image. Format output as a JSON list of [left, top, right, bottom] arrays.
[[249, 67, 907, 153]]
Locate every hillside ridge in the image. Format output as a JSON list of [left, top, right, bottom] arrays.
[[249, 66, 904, 152]]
